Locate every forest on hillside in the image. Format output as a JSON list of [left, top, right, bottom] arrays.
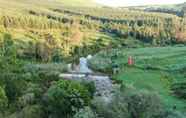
[[0, 0, 186, 118]]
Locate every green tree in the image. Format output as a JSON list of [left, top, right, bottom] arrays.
[[43, 80, 91, 118], [0, 74, 27, 104], [0, 86, 8, 113], [0, 33, 18, 72], [18, 105, 44, 118]]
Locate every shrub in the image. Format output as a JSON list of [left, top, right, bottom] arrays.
[[17, 93, 35, 109], [164, 110, 186, 118], [0, 86, 8, 112], [73, 107, 97, 118], [51, 48, 64, 62], [0, 33, 18, 72], [81, 81, 96, 99], [88, 55, 112, 73], [18, 105, 44, 118], [0, 73, 27, 103], [171, 81, 186, 99], [24, 63, 68, 74], [43, 80, 92, 118], [24, 83, 44, 100], [35, 41, 52, 62], [92, 85, 164, 118], [91, 96, 127, 118], [127, 90, 164, 118]]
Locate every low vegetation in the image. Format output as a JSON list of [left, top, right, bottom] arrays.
[[89, 46, 186, 115]]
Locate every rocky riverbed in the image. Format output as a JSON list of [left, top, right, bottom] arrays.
[[60, 55, 114, 102]]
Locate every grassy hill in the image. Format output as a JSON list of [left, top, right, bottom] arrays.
[[0, 0, 107, 60], [0, 0, 99, 9], [57, 0, 99, 7], [0, 0, 99, 15], [0, 0, 184, 61]]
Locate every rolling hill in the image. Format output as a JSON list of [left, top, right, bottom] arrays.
[[127, 2, 186, 17], [0, 0, 99, 10], [57, 0, 99, 7], [0, 0, 185, 60]]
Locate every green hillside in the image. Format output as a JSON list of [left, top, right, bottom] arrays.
[[1, 0, 184, 61]]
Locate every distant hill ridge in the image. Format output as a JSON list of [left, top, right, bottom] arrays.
[[125, 2, 186, 17]]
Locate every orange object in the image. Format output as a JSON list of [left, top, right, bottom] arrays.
[[128, 56, 133, 65]]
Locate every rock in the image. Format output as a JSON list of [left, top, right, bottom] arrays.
[[87, 55, 92, 60]]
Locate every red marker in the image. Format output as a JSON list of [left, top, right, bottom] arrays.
[[128, 56, 133, 65]]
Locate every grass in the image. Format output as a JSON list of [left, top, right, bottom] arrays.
[[90, 46, 186, 71], [57, 0, 99, 7], [116, 67, 186, 112], [89, 46, 186, 112]]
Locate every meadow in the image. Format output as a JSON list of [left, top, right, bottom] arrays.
[[89, 46, 186, 112]]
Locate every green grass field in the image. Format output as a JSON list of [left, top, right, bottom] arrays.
[[89, 46, 186, 112], [116, 68, 186, 112]]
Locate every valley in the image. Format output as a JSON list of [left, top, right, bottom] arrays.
[[0, 0, 186, 118]]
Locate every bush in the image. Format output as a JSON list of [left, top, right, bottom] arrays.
[[0, 86, 8, 112], [165, 110, 185, 118], [18, 105, 44, 118], [88, 55, 112, 73], [43, 80, 92, 118], [81, 81, 96, 99], [24, 83, 44, 100], [24, 63, 68, 74], [0, 73, 27, 103], [171, 81, 186, 99], [73, 107, 97, 118], [0, 33, 19, 72], [91, 97, 123, 118], [51, 48, 64, 62], [92, 85, 164, 118], [17, 93, 35, 109], [127, 90, 164, 118]]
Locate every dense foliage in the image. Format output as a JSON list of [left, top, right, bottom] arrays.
[[91, 84, 185, 118], [43, 80, 92, 118]]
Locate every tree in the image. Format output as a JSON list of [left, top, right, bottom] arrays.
[[0, 74, 27, 104], [0, 86, 8, 113], [43, 80, 91, 118], [51, 48, 64, 62], [18, 105, 44, 118], [0, 33, 24, 74]]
